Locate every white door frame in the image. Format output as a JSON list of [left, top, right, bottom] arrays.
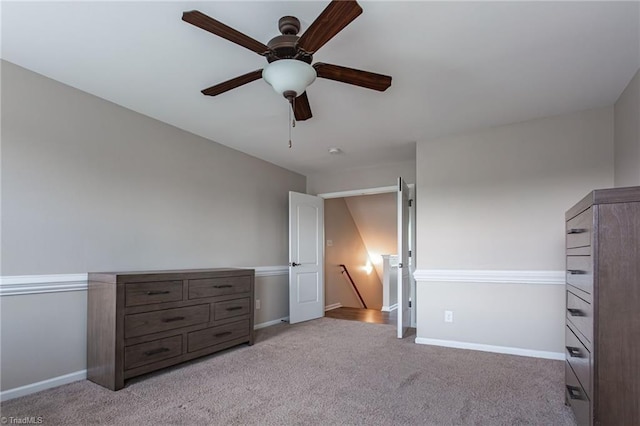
[[317, 184, 416, 327]]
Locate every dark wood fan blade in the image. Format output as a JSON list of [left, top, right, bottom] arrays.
[[313, 63, 391, 91], [293, 92, 312, 121], [183, 10, 270, 56], [201, 69, 263, 96], [297, 1, 362, 53]]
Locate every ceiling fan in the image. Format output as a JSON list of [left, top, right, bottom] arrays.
[[182, 0, 392, 122]]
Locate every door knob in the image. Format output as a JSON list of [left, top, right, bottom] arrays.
[[289, 262, 300, 267]]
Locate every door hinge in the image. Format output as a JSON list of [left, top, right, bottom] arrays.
[[409, 300, 412, 308], [408, 250, 412, 257], [409, 199, 413, 207]]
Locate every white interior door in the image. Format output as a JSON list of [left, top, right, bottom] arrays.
[[289, 191, 324, 324], [397, 177, 411, 338]]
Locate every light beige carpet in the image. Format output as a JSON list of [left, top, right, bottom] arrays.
[[1, 317, 576, 425]]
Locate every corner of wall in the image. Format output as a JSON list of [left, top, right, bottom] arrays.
[[614, 68, 640, 187]]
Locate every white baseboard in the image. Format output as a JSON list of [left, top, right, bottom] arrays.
[[254, 317, 289, 330], [414, 337, 564, 361], [381, 303, 398, 312], [1, 370, 87, 402], [324, 303, 342, 311]]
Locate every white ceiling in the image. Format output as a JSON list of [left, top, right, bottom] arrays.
[[2, 1, 639, 176]]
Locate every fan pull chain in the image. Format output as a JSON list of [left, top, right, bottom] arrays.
[[288, 103, 292, 149]]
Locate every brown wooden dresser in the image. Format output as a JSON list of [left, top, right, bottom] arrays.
[[564, 186, 640, 425], [87, 268, 254, 390]]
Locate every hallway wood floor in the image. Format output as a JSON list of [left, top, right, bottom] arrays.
[[325, 307, 396, 325]]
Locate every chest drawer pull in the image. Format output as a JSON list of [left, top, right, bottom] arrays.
[[143, 347, 171, 356], [567, 269, 586, 275], [567, 308, 585, 317], [214, 331, 233, 338], [566, 346, 583, 357], [567, 228, 587, 234], [146, 290, 171, 295], [226, 306, 243, 311], [566, 385, 586, 400], [162, 316, 186, 323], [213, 285, 233, 289]]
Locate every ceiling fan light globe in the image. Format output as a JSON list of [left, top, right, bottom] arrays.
[[262, 59, 317, 98]]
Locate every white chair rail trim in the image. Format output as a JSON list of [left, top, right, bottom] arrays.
[[251, 265, 289, 277], [0, 274, 88, 296], [413, 269, 565, 285], [0, 266, 289, 296]]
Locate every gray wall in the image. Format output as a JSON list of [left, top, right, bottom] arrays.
[[1, 60, 305, 275], [254, 275, 289, 326], [0, 292, 87, 391], [614, 68, 640, 187], [415, 106, 614, 354], [307, 159, 416, 195], [0, 61, 303, 393]]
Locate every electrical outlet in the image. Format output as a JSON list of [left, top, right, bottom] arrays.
[[256, 299, 261, 310], [444, 310, 453, 323], [326, 239, 333, 247]]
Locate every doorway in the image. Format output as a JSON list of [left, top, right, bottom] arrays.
[[318, 184, 415, 329]]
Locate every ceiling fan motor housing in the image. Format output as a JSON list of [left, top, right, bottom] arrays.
[[266, 16, 313, 64], [279, 16, 300, 35]]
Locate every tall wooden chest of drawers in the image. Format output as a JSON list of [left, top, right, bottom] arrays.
[[87, 268, 254, 390], [564, 187, 640, 425]]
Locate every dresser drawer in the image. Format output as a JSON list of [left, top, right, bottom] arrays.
[[213, 297, 251, 321], [125, 305, 210, 338], [566, 291, 593, 344], [124, 335, 182, 370], [566, 256, 593, 296], [565, 324, 591, 399], [566, 208, 592, 249], [125, 280, 183, 307], [188, 276, 251, 299], [565, 361, 590, 426], [187, 319, 250, 352]]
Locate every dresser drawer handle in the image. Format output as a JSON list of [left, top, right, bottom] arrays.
[[567, 269, 586, 275], [566, 385, 585, 400], [144, 347, 170, 356], [567, 228, 587, 235], [567, 308, 585, 317], [226, 306, 243, 311], [566, 346, 582, 358], [214, 331, 233, 338], [146, 290, 171, 295], [213, 285, 233, 289], [162, 316, 185, 323]]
